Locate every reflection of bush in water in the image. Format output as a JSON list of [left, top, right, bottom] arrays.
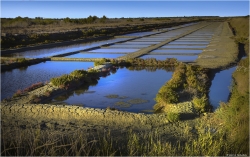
[[74, 84, 89, 96], [114, 101, 132, 108], [18, 66, 28, 71], [126, 66, 174, 72], [72, 103, 84, 107], [54, 91, 73, 101], [127, 98, 149, 104], [88, 79, 98, 86], [51, 101, 69, 106], [105, 94, 119, 99]]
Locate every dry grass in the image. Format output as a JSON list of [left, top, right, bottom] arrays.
[[229, 16, 249, 56]]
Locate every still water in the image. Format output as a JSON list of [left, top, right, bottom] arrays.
[[1, 61, 94, 100], [209, 67, 236, 110], [49, 68, 173, 113], [1, 38, 131, 58]]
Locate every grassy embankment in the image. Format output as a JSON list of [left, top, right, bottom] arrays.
[[153, 63, 211, 118]]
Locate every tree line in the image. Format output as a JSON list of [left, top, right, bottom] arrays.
[[1, 15, 108, 27]]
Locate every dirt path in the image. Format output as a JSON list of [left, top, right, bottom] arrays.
[[195, 22, 237, 68], [119, 22, 211, 59]]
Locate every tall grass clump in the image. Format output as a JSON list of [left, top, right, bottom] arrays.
[[214, 58, 249, 154], [154, 63, 210, 114], [94, 58, 108, 66], [50, 74, 74, 87], [167, 112, 180, 122]]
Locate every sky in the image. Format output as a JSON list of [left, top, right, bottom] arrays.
[[1, 1, 249, 18]]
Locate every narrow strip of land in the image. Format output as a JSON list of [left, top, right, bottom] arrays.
[[119, 22, 211, 59]]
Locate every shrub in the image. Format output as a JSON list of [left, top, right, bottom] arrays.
[[167, 112, 180, 122], [50, 74, 74, 87], [17, 58, 28, 64], [94, 58, 107, 66], [192, 95, 208, 113], [70, 70, 87, 79]]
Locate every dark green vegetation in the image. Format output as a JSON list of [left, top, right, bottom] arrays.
[[50, 68, 100, 88], [94, 57, 178, 67], [229, 16, 249, 56], [154, 63, 210, 114], [1, 16, 203, 50], [1, 57, 48, 71]]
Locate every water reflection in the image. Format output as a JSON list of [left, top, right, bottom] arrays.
[[65, 53, 124, 58], [1, 38, 131, 58], [49, 67, 173, 113], [209, 67, 236, 110], [1, 61, 94, 100], [140, 54, 198, 62]]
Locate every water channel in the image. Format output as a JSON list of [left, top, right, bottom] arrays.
[[1, 22, 236, 112]]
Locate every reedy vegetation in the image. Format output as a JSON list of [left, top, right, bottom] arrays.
[[154, 63, 210, 114]]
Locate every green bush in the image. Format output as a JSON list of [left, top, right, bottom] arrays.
[[17, 58, 28, 64], [50, 74, 74, 87], [192, 95, 208, 113], [94, 58, 107, 66], [167, 112, 180, 122], [70, 70, 87, 79]]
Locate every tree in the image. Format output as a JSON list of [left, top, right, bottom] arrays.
[[100, 15, 107, 23]]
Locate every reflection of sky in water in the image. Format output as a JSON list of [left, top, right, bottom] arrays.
[[52, 68, 173, 113], [2, 38, 131, 58], [151, 49, 202, 53], [209, 67, 236, 110], [161, 45, 206, 49], [123, 31, 155, 36], [170, 41, 209, 45], [65, 53, 124, 58], [140, 54, 198, 61], [120, 41, 160, 45], [108, 44, 149, 48], [1, 61, 94, 100], [89, 48, 139, 53]]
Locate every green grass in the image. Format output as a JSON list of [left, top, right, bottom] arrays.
[[154, 63, 210, 114], [167, 112, 180, 122]]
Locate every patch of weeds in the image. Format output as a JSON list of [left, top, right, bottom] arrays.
[[167, 112, 180, 122], [192, 95, 209, 113], [94, 58, 108, 66]]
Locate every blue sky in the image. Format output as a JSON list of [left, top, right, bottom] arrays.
[[1, 1, 249, 18]]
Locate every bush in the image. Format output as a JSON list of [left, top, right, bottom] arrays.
[[192, 95, 208, 113], [70, 70, 87, 79], [50, 74, 74, 87], [167, 112, 180, 122], [17, 58, 28, 64], [94, 58, 107, 66]]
